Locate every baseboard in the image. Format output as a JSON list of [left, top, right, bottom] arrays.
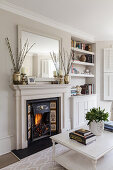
[[0, 135, 16, 156]]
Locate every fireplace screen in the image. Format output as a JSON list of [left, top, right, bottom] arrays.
[[27, 98, 59, 143]]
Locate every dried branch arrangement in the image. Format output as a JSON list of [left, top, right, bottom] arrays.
[[5, 37, 35, 73], [50, 49, 73, 75], [50, 52, 59, 74]]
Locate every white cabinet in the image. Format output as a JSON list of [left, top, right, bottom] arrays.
[[104, 48, 113, 100], [70, 95, 97, 129]]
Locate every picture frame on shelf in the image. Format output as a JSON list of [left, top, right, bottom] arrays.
[[27, 76, 36, 85]]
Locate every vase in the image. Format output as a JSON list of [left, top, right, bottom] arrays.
[[64, 74, 70, 84], [13, 72, 21, 84], [89, 120, 104, 136]]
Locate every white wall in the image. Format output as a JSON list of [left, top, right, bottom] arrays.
[[96, 41, 113, 119], [0, 8, 71, 155]]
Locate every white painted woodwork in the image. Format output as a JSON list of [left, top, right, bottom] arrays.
[[71, 47, 94, 55], [70, 73, 94, 78], [51, 128, 113, 170], [70, 95, 97, 129], [104, 48, 113, 73], [104, 73, 113, 100], [72, 60, 94, 66], [104, 48, 113, 100], [11, 84, 71, 149]]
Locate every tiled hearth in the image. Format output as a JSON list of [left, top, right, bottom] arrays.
[[12, 84, 71, 150]]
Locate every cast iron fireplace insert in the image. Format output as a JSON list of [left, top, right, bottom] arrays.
[[26, 97, 59, 145]]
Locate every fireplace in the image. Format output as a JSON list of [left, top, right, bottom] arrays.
[[27, 98, 59, 144]]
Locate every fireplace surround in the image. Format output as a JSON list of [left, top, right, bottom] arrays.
[[12, 84, 71, 150]]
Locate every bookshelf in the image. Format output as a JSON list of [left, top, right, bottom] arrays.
[[70, 73, 94, 78], [71, 47, 94, 55], [70, 37, 96, 96], [72, 60, 94, 66]]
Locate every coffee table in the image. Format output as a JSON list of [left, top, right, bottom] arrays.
[[51, 128, 113, 170]]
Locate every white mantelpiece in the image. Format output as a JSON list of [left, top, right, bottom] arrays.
[[12, 84, 71, 150]]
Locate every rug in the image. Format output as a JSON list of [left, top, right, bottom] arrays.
[[0, 152, 19, 169], [1, 144, 68, 170]]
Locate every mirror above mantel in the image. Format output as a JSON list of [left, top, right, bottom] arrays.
[[18, 25, 61, 81]]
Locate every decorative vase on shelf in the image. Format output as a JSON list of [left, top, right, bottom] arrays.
[[64, 74, 70, 84], [13, 72, 21, 84]]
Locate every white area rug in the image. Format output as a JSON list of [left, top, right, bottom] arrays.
[[1, 144, 68, 170]]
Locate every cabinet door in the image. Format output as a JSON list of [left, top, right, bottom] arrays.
[[78, 101, 85, 126], [104, 73, 113, 100], [104, 48, 113, 72]]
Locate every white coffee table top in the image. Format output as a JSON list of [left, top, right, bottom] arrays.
[[51, 129, 113, 161]]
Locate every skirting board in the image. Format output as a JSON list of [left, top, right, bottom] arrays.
[[0, 135, 15, 156]]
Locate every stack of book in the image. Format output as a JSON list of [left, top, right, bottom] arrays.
[[69, 129, 96, 145], [104, 121, 113, 132]]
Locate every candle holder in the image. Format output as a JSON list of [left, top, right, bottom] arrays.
[[59, 75, 64, 84], [21, 73, 27, 85]]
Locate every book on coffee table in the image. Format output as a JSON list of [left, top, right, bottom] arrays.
[[69, 129, 96, 145]]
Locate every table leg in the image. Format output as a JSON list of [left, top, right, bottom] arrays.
[[52, 140, 55, 162], [92, 160, 97, 170]]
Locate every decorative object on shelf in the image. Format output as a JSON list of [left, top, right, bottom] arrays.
[[76, 85, 82, 95], [28, 76, 36, 85], [21, 73, 27, 85], [51, 49, 72, 84], [59, 70, 64, 84], [64, 74, 70, 84], [20, 67, 27, 85], [86, 107, 109, 136], [60, 50, 73, 84], [13, 72, 21, 84], [85, 69, 90, 74], [79, 55, 86, 62], [5, 37, 35, 85], [50, 52, 59, 76]]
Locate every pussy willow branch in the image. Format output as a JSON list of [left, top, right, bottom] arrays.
[[50, 52, 58, 73], [5, 37, 35, 72], [5, 38, 16, 71]]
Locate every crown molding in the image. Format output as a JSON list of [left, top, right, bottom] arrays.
[[0, 1, 95, 42]]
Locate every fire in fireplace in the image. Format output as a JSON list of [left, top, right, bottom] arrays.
[[27, 98, 59, 144]]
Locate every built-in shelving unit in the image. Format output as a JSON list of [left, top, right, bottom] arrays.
[[72, 60, 94, 66], [71, 47, 94, 55], [70, 37, 96, 96]]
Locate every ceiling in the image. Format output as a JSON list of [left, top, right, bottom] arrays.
[[1, 0, 113, 41]]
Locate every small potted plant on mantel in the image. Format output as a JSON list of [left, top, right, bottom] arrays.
[[86, 107, 109, 136]]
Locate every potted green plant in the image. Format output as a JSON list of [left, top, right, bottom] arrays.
[[86, 107, 109, 136]]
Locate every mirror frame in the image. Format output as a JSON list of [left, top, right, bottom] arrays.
[[18, 25, 62, 81]]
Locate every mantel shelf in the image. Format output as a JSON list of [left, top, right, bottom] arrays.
[[10, 83, 71, 91], [71, 47, 94, 55]]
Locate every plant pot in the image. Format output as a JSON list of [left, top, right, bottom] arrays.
[[89, 120, 104, 136], [13, 72, 21, 84], [64, 74, 70, 84]]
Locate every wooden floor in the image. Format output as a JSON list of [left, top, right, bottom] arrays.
[[0, 152, 19, 169]]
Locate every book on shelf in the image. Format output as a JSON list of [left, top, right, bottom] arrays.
[[69, 129, 96, 145], [71, 40, 92, 53], [80, 84, 94, 95]]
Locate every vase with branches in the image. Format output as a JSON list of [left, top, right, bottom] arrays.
[[50, 49, 72, 84], [5, 37, 35, 84]]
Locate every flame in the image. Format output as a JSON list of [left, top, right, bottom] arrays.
[[35, 113, 42, 125]]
